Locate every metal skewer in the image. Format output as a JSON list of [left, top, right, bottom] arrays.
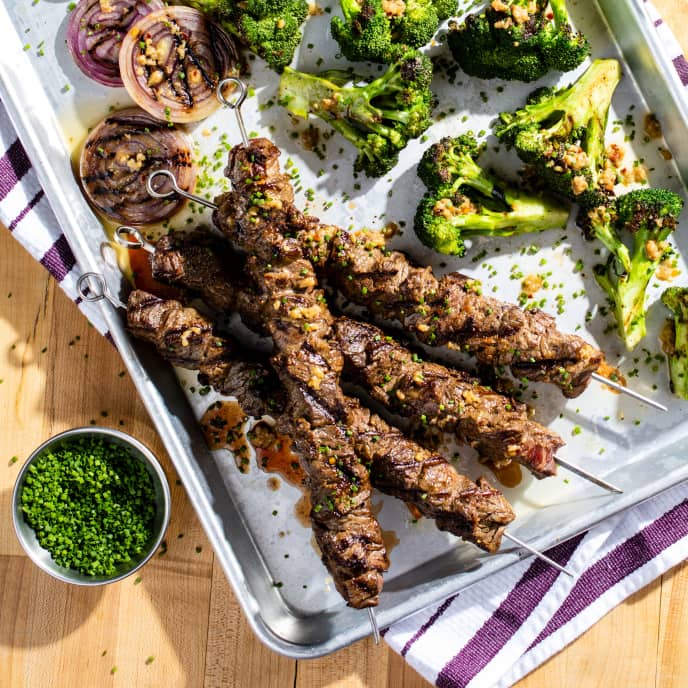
[[217, 76, 250, 146], [147, 169, 218, 210], [554, 456, 622, 493], [115, 226, 156, 253], [368, 608, 381, 645], [591, 372, 667, 412], [502, 532, 574, 577], [76, 272, 126, 310]]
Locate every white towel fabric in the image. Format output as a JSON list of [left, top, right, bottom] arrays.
[[1, 2, 686, 686]]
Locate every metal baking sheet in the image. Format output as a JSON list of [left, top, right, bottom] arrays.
[[2, 0, 687, 657]]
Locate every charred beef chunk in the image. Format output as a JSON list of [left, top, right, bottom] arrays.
[[151, 232, 240, 313], [127, 290, 280, 416]]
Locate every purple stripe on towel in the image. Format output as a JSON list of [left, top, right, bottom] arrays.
[[39, 233, 76, 282], [673, 55, 688, 86], [528, 499, 688, 649], [436, 534, 584, 688], [401, 594, 458, 657], [7, 188, 44, 231], [0, 139, 31, 201]]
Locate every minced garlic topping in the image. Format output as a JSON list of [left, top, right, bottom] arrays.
[[382, 0, 406, 16], [521, 274, 544, 297], [180, 327, 202, 347], [433, 196, 477, 218], [571, 175, 589, 195], [307, 367, 325, 390], [657, 260, 680, 282]]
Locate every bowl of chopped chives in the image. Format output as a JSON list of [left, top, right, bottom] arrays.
[[12, 427, 170, 585]]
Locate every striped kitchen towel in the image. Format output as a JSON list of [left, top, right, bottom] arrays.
[[0, 108, 108, 336], [1, 3, 686, 687], [384, 484, 687, 688]]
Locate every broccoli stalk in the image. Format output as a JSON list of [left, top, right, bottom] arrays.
[[183, 0, 308, 72], [331, 0, 456, 64], [496, 58, 622, 210], [661, 287, 688, 399], [278, 49, 434, 176], [590, 189, 684, 350], [448, 0, 590, 82], [414, 135, 570, 255]]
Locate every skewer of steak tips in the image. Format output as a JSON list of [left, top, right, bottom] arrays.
[[208, 137, 662, 411]]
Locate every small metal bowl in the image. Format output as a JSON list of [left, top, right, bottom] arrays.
[[12, 427, 171, 586]]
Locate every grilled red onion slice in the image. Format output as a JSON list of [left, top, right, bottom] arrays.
[[67, 0, 164, 87], [119, 6, 240, 123], [79, 107, 196, 224]]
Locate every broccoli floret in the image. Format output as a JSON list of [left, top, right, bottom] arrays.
[[496, 59, 621, 210], [331, 0, 456, 64], [431, 0, 457, 20], [279, 49, 434, 176], [661, 286, 688, 399], [447, 0, 589, 82], [331, 0, 394, 63], [589, 189, 684, 350], [184, 0, 308, 72], [414, 135, 570, 255]]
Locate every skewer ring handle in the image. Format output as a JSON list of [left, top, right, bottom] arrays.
[[216, 77, 248, 110], [216, 77, 249, 146], [147, 169, 178, 199], [76, 272, 126, 310], [114, 226, 151, 252], [77, 272, 109, 303], [146, 169, 219, 210]]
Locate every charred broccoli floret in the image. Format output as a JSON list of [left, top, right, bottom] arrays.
[[184, 0, 308, 72], [661, 286, 688, 399], [447, 0, 589, 82], [496, 59, 621, 210], [414, 134, 570, 255], [278, 49, 434, 176], [331, 0, 456, 64], [587, 189, 684, 350]]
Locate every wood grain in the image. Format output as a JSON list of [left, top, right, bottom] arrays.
[[1, 4, 688, 684]]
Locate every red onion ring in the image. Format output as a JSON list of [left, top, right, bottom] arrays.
[[79, 107, 197, 224], [67, 0, 164, 87], [119, 6, 240, 123]]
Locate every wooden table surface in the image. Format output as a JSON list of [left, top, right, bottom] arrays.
[[2, 2, 688, 685]]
